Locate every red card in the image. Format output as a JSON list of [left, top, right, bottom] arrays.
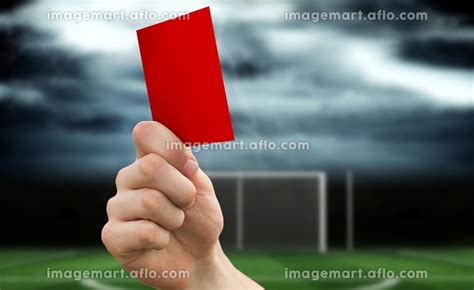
[[137, 7, 234, 144]]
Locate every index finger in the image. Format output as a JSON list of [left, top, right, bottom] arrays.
[[132, 121, 198, 176]]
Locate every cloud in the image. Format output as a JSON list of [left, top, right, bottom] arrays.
[[419, 0, 474, 24], [0, 0, 29, 13], [0, 21, 132, 179], [0, 96, 51, 129], [217, 23, 274, 78], [399, 36, 474, 69], [0, 0, 472, 180], [0, 95, 126, 133], [62, 114, 125, 132], [0, 25, 52, 80]]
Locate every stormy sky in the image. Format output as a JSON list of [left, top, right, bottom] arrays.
[[0, 0, 472, 180]]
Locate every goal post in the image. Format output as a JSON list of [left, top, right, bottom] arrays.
[[208, 171, 328, 253]]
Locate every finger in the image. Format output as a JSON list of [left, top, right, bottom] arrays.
[[132, 121, 199, 177], [107, 189, 185, 231], [101, 220, 170, 256], [131, 121, 213, 197], [115, 153, 196, 209]]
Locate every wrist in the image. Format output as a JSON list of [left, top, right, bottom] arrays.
[[186, 243, 263, 290]]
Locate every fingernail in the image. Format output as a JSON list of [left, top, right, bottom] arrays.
[[183, 159, 199, 176]]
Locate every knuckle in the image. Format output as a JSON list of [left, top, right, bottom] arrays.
[[115, 167, 127, 188], [214, 215, 224, 234], [164, 147, 181, 162], [101, 222, 114, 246], [164, 147, 192, 166], [105, 196, 118, 217], [160, 230, 170, 247], [138, 154, 163, 177], [141, 189, 162, 212], [138, 223, 158, 246]]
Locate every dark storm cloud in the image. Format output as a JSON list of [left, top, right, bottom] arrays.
[[289, 0, 473, 73], [0, 97, 51, 129], [399, 37, 474, 69], [221, 59, 262, 78], [62, 114, 125, 132], [232, 103, 474, 147], [0, 26, 91, 81], [419, 0, 474, 25], [0, 26, 49, 80], [223, 106, 474, 177], [0, 0, 472, 179], [0, 93, 128, 178], [308, 108, 474, 146], [0, 97, 125, 133], [217, 23, 273, 78], [0, 25, 103, 123], [9, 49, 91, 81], [38, 78, 97, 103], [0, 23, 128, 133], [0, 0, 29, 12], [0, 9, 140, 178]]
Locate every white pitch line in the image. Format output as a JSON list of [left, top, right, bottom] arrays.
[[350, 278, 399, 290], [80, 279, 126, 290], [398, 250, 474, 268]]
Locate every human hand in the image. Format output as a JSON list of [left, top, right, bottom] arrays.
[[102, 121, 262, 290]]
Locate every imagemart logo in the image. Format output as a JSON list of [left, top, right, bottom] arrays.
[[284, 9, 429, 23], [284, 267, 428, 281], [46, 267, 190, 281]]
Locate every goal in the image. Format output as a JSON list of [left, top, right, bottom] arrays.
[[208, 171, 327, 253]]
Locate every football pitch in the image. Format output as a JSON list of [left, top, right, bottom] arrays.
[[0, 248, 472, 290]]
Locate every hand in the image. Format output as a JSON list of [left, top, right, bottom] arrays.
[[101, 121, 263, 290]]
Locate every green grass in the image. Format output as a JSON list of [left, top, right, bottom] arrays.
[[0, 248, 473, 289]]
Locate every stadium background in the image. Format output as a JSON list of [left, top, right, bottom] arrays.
[[0, 0, 473, 289]]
